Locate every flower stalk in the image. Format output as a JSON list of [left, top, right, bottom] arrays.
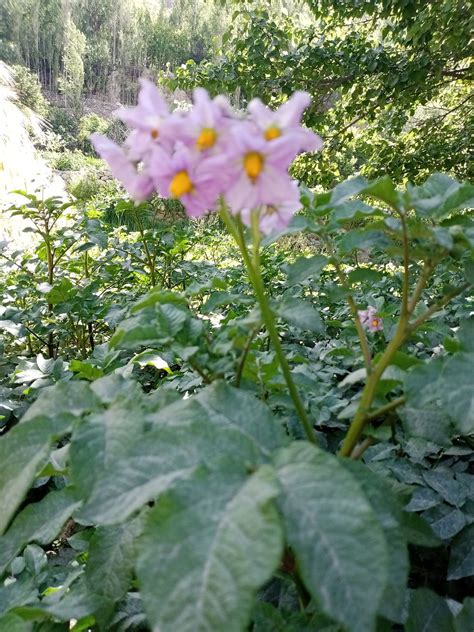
[[219, 202, 317, 445]]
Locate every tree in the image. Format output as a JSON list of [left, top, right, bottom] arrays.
[[168, 0, 473, 186], [58, 17, 86, 112]]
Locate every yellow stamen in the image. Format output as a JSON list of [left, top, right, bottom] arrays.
[[264, 126, 281, 141], [150, 128, 159, 139], [196, 127, 217, 151], [169, 170, 193, 198], [372, 319, 379, 327], [244, 152, 264, 180]]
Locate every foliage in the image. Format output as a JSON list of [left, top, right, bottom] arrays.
[[77, 113, 109, 155], [0, 172, 473, 631], [168, 2, 473, 186], [58, 18, 86, 112], [0, 0, 227, 102], [10, 65, 48, 117]]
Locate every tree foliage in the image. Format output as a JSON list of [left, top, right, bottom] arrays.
[[168, 0, 473, 186]]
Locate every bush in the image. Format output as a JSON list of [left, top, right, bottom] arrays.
[[47, 106, 79, 145], [11, 64, 48, 116], [68, 172, 120, 201], [48, 149, 89, 171], [78, 112, 109, 154]]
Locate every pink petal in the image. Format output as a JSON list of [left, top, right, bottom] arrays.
[[277, 91, 311, 127]]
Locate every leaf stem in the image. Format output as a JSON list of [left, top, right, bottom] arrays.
[[323, 238, 372, 373], [365, 396, 406, 421], [407, 283, 470, 332], [235, 325, 260, 388]]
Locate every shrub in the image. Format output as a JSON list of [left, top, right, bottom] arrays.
[[49, 149, 89, 171], [11, 64, 48, 116], [78, 112, 109, 154], [48, 105, 79, 145]]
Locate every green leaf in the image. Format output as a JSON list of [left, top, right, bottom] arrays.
[[137, 464, 283, 632], [330, 176, 369, 205], [342, 461, 408, 623], [440, 353, 474, 435], [331, 200, 381, 223], [0, 575, 36, 617], [0, 420, 52, 535], [0, 612, 33, 631], [458, 316, 474, 351], [285, 255, 328, 285], [402, 360, 454, 445], [363, 176, 401, 209], [132, 350, 171, 373], [400, 512, 441, 548], [448, 525, 474, 580], [407, 174, 474, 221], [337, 229, 391, 254], [85, 517, 144, 625], [347, 268, 384, 284], [74, 382, 286, 525], [454, 598, 474, 632], [0, 488, 80, 575], [406, 588, 454, 632], [276, 297, 325, 334], [110, 303, 196, 350], [21, 381, 101, 427], [422, 470, 466, 508], [274, 442, 388, 632], [45, 278, 74, 305], [422, 504, 466, 540]]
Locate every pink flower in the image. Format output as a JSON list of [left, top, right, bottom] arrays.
[[241, 181, 301, 235], [248, 91, 323, 162], [223, 125, 298, 213], [116, 79, 174, 157], [90, 134, 154, 201], [150, 143, 229, 217], [358, 306, 383, 332], [171, 88, 234, 154]]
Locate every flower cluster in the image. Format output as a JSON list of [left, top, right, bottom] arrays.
[[90, 80, 322, 234], [358, 306, 383, 333]]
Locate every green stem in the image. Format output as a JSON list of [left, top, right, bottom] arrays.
[[365, 396, 406, 422], [339, 320, 407, 457], [323, 238, 372, 373], [408, 283, 470, 332], [219, 203, 316, 444], [340, 280, 470, 457], [235, 325, 260, 388]]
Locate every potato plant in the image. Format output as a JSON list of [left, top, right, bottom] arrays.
[[0, 167, 473, 631]]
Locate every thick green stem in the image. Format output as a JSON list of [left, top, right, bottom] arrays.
[[339, 323, 407, 457], [340, 280, 470, 457], [219, 203, 316, 444]]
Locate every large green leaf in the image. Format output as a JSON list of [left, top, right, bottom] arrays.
[[276, 297, 325, 334], [21, 380, 101, 428], [85, 517, 144, 626], [402, 360, 454, 445], [0, 576, 36, 617], [448, 524, 474, 580], [0, 420, 52, 535], [440, 353, 474, 435], [0, 488, 80, 575], [75, 383, 285, 525], [342, 461, 408, 623], [274, 442, 389, 632], [285, 255, 328, 285], [147, 381, 286, 456], [407, 174, 474, 220], [405, 588, 454, 632], [137, 464, 283, 632]]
